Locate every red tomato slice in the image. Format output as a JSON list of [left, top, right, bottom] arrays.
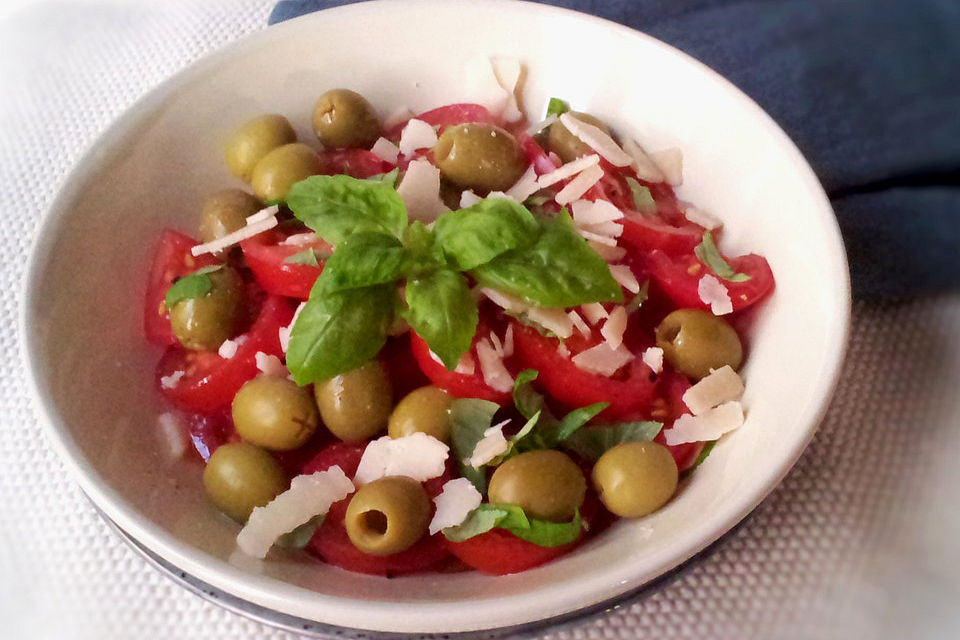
[[442, 527, 578, 575], [155, 294, 294, 411], [651, 366, 705, 472], [510, 321, 658, 420], [645, 249, 775, 313], [410, 317, 513, 405], [143, 229, 219, 345], [386, 103, 497, 139], [240, 227, 331, 300], [379, 333, 431, 401], [317, 149, 395, 179], [620, 212, 704, 256]]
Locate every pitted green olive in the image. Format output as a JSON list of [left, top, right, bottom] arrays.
[[203, 442, 287, 522], [655, 309, 743, 380], [312, 89, 381, 149], [250, 142, 321, 202], [547, 111, 610, 163], [199, 189, 261, 243], [344, 476, 431, 555], [387, 386, 453, 443], [591, 441, 678, 518], [487, 450, 586, 522], [169, 267, 244, 351], [314, 360, 393, 442], [224, 114, 296, 181], [433, 123, 526, 193], [232, 375, 319, 451]]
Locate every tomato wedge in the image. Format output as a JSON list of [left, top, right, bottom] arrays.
[[317, 148, 395, 179], [442, 527, 577, 575], [620, 212, 704, 256], [240, 226, 331, 300], [143, 229, 219, 345], [155, 294, 294, 411], [645, 249, 775, 313], [651, 366, 705, 472]]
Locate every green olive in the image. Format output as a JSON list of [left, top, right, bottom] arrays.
[[250, 142, 321, 202], [655, 309, 743, 380], [433, 123, 526, 193], [387, 386, 453, 443], [547, 111, 610, 163], [203, 442, 287, 522], [312, 89, 381, 149], [314, 360, 393, 442], [591, 441, 678, 518], [232, 375, 319, 451], [169, 267, 244, 351], [199, 189, 262, 243], [487, 450, 586, 522], [344, 476, 431, 555], [224, 114, 297, 181]]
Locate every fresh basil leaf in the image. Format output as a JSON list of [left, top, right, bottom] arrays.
[[694, 231, 751, 282], [402, 220, 444, 271], [546, 97, 570, 117], [321, 232, 411, 292], [404, 268, 478, 370], [556, 403, 608, 441], [471, 211, 623, 307], [625, 280, 650, 314], [507, 509, 582, 547], [510, 370, 606, 451], [512, 369, 544, 419], [433, 197, 538, 270], [284, 248, 323, 266], [367, 167, 399, 186], [486, 411, 542, 466], [287, 174, 408, 245], [625, 177, 657, 214], [562, 421, 663, 461], [286, 282, 397, 384], [449, 398, 500, 494], [164, 265, 222, 309], [443, 503, 582, 547], [693, 440, 717, 468], [442, 504, 509, 542]]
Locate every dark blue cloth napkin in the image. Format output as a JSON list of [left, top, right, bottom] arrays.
[[269, 0, 960, 301]]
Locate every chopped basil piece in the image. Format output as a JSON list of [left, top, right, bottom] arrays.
[[625, 177, 657, 214], [562, 420, 663, 461], [443, 503, 582, 547], [511, 370, 607, 452], [625, 280, 650, 314], [546, 97, 570, 117], [694, 231, 751, 282], [693, 440, 718, 467], [284, 248, 325, 266], [164, 265, 222, 309]]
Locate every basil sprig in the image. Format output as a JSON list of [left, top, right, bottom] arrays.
[[284, 175, 625, 384], [694, 231, 751, 282], [164, 265, 222, 309]]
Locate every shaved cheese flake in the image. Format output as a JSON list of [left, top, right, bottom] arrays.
[[609, 264, 640, 293], [581, 302, 609, 324], [429, 478, 483, 535], [255, 351, 287, 376], [465, 420, 511, 468], [536, 154, 600, 189], [527, 114, 557, 135], [217, 337, 243, 359], [571, 198, 623, 225], [581, 219, 623, 238], [663, 401, 744, 446], [557, 342, 571, 358], [683, 365, 745, 416], [398, 118, 438, 155], [576, 227, 618, 246], [683, 205, 721, 230], [481, 288, 528, 313], [589, 241, 627, 262], [191, 215, 277, 256], [527, 307, 574, 339], [505, 164, 540, 201], [246, 205, 280, 226], [156, 412, 186, 459], [568, 310, 591, 337], [698, 274, 733, 315], [237, 466, 354, 558], [485, 190, 518, 203], [459, 190, 482, 208], [464, 55, 515, 121], [502, 324, 514, 357], [454, 351, 476, 375], [623, 138, 666, 183], [354, 433, 450, 485], [650, 147, 683, 186], [476, 338, 514, 392], [490, 57, 524, 122], [489, 331, 504, 358], [160, 370, 184, 390], [397, 158, 448, 223], [371, 136, 400, 164], [278, 302, 306, 353], [279, 232, 318, 247], [600, 306, 628, 350], [556, 164, 604, 205], [559, 113, 633, 167], [642, 346, 664, 375], [571, 341, 633, 377]]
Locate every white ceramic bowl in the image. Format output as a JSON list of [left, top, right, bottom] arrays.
[[21, 0, 850, 634]]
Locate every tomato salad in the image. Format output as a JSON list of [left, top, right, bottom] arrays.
[[146, 85, 774, 576]]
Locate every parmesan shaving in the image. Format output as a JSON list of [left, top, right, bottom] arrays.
[[465, 420, 511, 468], [580, 220, 623, 238], [557, 342, 571, 358], [476, 338, 514, 392], [650, 147, 683, 186], [623, 138, 666, 183], [663, 401, 744, 446], [245, 205, 280, 226], [505, 164, 540, 201], [191, 215, 278, 256], [279, 232, 318, 247], [568, 310, 591, 337], [642, 346, 664, 375], [683, 365, 745, 416], [600, 306, 628, 350], [558, 112, 633, 167], [236, 466, 354, 559], [609, 264, 640, 293], [398, 118, 438, 155], [526, 307, 574, 339], [502, 324, 514, 357], [555, 164, 604, 205], [454, 351, 476, 375], [353, 433, 450, 486], [489, 331, 504, 358], [481, 288, 527, 313], [571, 342, 633, 376], [217, 337, 243, 359], [255, 352, 286, 376], [160, 370, 184, 390], [571, 199, 623, 225], [527, 114, 557, 135], [581, 302, 609, 324], [576, 227, 618, 246], [429, 478, 482, 535], [683, 205, 721, 230], [370, 136, 400, 164], [536, 154, 600, 189], [156, 412, 186, 459], [397, 158, 448, 223], [459, 190, 482, 208], [698, 274, 733, 315], [278, 302, 306, 353], [589, 242, 627, 262]]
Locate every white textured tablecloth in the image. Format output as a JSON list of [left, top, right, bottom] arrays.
[[2, 2, 959, 638]]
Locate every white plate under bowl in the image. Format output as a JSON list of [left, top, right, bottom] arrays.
[[21, 0, 850, 634]]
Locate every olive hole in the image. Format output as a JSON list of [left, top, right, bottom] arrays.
[[361, 510, 389, 536], [661, 324, 681, 344]]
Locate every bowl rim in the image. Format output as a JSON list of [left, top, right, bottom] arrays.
[[19, 0, 852, 633]]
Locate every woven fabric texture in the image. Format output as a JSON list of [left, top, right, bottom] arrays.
[[2, 2, 958, 639]]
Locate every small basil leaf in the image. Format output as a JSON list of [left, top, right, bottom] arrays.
[[449, 398, 500, 494], [286, 282, 397, 384], [506, 509, 582, 547], [322, 232, 411, 292], [284, 248, 323, 266], [433, 197, 538, 270], [512, 369, 544, 420], [510, 370, 607, 452], [694, 231, 752, 282], [287, 174, 408, 245], [404, 268, 478, 370], [443, 503, 581, 548], [442, 504, 508, 542], [367, 167, 399, 186], [625, 280, 650, 314], [546, 97, 570, 117], [693, 440, 717, 468], [471, 211, 623, 307], [625, 177, 657, 214], [562, 421, 663, 461], [164, 265, 222, 309], [556, 403, 608, 441]]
